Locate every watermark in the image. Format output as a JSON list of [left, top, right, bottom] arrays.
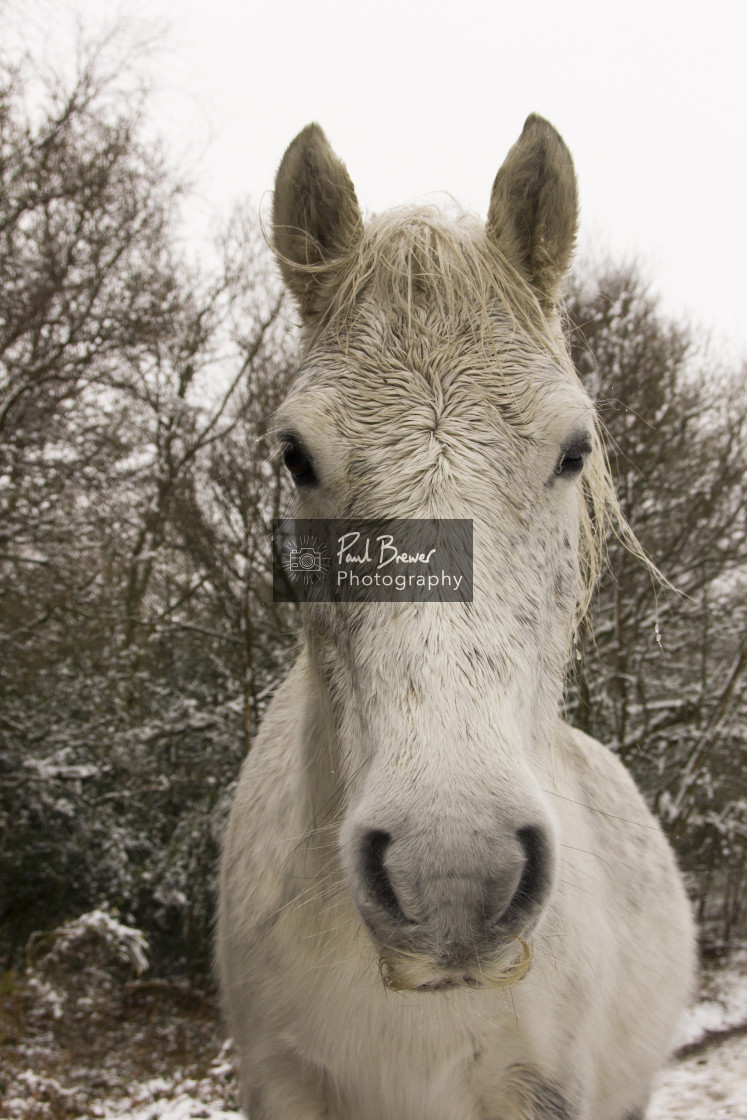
[[273, 519, 473, 603]]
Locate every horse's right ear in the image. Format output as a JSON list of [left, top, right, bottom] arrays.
[[487, 115, 578, 306], [273, 124, 363, 321]]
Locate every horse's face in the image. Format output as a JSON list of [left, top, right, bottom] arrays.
[[272, 118, 593, 990]]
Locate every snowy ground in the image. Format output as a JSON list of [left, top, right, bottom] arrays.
[[650, 1033, 747, 1120], [67, 1042, 747, 1120], [47, 1030, 747, 1120], [79, 1031, 747, 1120], [3, 955, 747, 1119], [648, 954, 747, 1120]]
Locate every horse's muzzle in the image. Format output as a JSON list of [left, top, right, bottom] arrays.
[[350, 819, 555, 967]]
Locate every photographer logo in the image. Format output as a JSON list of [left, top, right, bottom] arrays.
[[282, 533, 329, 585], [274, 519, 473, 603]]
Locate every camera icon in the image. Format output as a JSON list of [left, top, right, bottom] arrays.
[[288, 546, 323, 573]]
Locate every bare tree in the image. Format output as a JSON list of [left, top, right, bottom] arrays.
[[566, 263, 747, 940], [0, 39, 298, 972]]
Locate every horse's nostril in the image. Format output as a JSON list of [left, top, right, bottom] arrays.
[[496, 825, 552, 931], [359, 829, 408, 924]]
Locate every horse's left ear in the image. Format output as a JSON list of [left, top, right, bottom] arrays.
[[273, 123, 363, 321], [487, 115, 578, 305]]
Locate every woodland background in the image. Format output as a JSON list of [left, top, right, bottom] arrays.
[[0, 34, 745, 995]]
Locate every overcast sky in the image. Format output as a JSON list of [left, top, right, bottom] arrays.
[[9, 0, 747, 359]]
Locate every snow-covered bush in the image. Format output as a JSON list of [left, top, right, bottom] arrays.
[[28, 908, 149, 982]]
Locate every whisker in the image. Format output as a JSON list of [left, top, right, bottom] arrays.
[[559, 842, 616, 877], [543, 788, 661, 832]]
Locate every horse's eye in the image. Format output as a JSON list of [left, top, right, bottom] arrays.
[[555, 453, 585, 478], [282, 438, 317, 486], [555, 434, 592, 480]]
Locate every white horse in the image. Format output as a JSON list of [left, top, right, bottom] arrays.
[[217, 116, 695, 1120]]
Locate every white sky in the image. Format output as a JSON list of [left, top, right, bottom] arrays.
[[8, 0, 747, 360]]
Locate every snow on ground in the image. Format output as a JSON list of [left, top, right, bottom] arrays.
[[66, 1047, 243, 1120], [80, 968, 747, 1120], [76, 1076, 242, 1120], [6, 955, 747, 1119], [676, 951, 747, 1047], [3, 1068, 243, 1120], [76, 1031, 747, 1120], [647, 952, 747, 1120], [649, 1034, 747, 1120]]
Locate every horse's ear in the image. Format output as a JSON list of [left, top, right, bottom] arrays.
[[273, 123, 363, 321], [487, 115, 578, 305]]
